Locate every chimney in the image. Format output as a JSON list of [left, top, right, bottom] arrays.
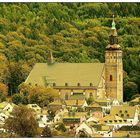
[[47, 50, 54, 64]]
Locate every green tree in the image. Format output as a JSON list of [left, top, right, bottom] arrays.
[[123, 81, 139, 101], [47, 109, 55, 121], [78, 130, 88, 138], [29, 87, 59, 107], [4, 62, 30, 95], [0, 83, 8, 102], [56, 123, 67, 132], [42, 125, 52, 137], [4, 105, 39, 137], [12, 93, 23, 105]]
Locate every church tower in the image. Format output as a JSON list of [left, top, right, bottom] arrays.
[[105, 16, 123, 102]]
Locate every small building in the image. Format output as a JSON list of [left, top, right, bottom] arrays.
[[92, 111, 103, 119], [48, 100, 64, 112], [98, 125, 113, 137], [26, 104, 41, 113], [76, 122, 94, 137], [130, 97, 140, 106], [110, 105, 138, 123], [94, 98, 113, 115], [36, 113, 49, 128], [112, 125, 140, 137], [0, 113, 8, 126], [0, 102, 16, 116], [85, 103, 102, 112], [112, 99, 120, 106], [99, 114, 132, 129], [62, 112, 87, 126], [86, 116, 99, 123], [65, 99, 88, 110]]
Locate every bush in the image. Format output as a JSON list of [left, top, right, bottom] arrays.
[[56, 123, 67, 132], [42, 125, 52, 137], [12, 93, 23, 105]]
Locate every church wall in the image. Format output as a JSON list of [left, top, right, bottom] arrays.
[[55, 88, 98, 100]]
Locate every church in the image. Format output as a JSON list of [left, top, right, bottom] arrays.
[[25, 18, 123, 102]]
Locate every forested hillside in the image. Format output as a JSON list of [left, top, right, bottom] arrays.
[[0, 3, 140, 101]]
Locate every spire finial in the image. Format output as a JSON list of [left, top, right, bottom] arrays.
[[111, 15, 116, 30]]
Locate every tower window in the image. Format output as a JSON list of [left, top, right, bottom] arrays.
[[110, 75, 113, 81], [65, 83, 68, 86], [77, 83, 80, 86]]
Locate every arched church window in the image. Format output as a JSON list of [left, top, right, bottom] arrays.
[[110, 75, 113, 81], [90, 83, 93, 86], [53, 82, 56, 86]]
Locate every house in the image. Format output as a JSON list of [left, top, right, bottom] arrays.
[[62, 112, 87, 126], [94, 99, 113, 115], [99, 114, 133, 130], [112, 99, 120, 106], [54, 108, 68, 123], [92, 133, 103, 138], [85, 102, 102, 112], [86, 116, 99, 123], [92, 111, 103, 119], [0, 113, 8, 126], [97, 125, 113, 137], [130, 97, 140, 106], [48, 100, 64, 112], [110, 105, 139, 123], [76, 122, 94, 137], [25, 18, 123, 103], [0, 102, 16, 115], [112, 125, 140, 137], [65, 99, 88, 110], [26, 104, 41, 113]]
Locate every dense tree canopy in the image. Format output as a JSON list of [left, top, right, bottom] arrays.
[[4, 105, 39, 137], [0, 3, 139, 101]]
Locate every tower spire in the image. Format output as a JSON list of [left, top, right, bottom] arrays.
[[47, 49, 54, 64], [111, 15, 116, 30], [106, 15, 120, 47]]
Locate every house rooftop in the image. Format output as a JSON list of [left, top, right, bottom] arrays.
[[49, 100, 63, 106], [117, 126, 140, 131], [0, 102, 8, 109], [130, 97, 140, 103], [65, 99, 86, 106], [110, 106, 137, 119], [63, 112, 87, 119], [88, 103, 101, 108]]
